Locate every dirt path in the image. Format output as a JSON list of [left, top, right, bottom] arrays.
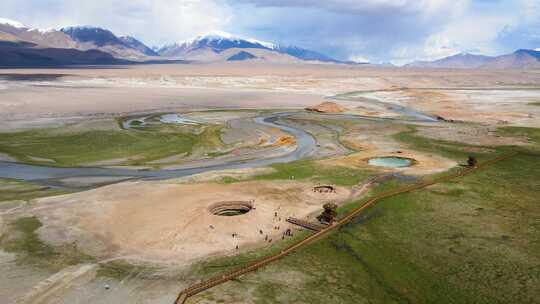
[[16, 264, 98, 304]]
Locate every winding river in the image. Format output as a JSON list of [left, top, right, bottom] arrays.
[[0, 95, 439, 188], [0, 113, 316, 186]]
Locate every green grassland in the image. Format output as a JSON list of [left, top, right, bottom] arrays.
[[497, 126, 540, 151], [0, 178, 68, 203], [187, 128, 540, 304], [0, 120, 227, 167], [395, 126, 511, 161], [255, 160, 374, 187], [217, 159, 374, 187]]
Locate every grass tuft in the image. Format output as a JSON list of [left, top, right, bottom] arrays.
[[0, 178, 68, 203], [96, 260, 158, 280], [0, 216, 95, 270], [0, 123, 227, 167], [255, 160, 372, 187]]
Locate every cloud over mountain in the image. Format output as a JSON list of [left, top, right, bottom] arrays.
[[1, 0, 539, 64]]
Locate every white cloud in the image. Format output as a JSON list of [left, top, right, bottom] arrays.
[[422, 34, 461, 59], [517, 0, 540, 21], [349, 55, 370, 63], [422, 14, 514, 58], [0, 0, 233, 46], [239, 0, 467, 15], [388, 0, 535, 64]]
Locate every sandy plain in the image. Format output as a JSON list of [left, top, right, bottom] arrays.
[[1, 62, 540, 130], [31, 180, 350, 263]]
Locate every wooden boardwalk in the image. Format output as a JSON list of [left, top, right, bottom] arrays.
[[286, 217, 327, 231], [175, 151, 518, 304]]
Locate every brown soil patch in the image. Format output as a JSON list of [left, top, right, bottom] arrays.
[[306, 102, 346, 113], [32, 180, 351, 264], [274, 135, 296, 146]]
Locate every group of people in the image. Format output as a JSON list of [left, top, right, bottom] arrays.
[[223, 206, 298, 251]]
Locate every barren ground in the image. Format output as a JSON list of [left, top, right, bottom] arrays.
[[31, 180, 349, 263], [2, 63, 540, 130]]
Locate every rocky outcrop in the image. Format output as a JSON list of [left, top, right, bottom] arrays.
[[305, 102, 346, 113]]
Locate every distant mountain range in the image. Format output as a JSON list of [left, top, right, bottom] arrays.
[[60, 26, 158, 58], [0, 18, 129, 67], [156, 31, 337, 63], [405, 49, 540, 69], [0, 18, 339, 67], [119, 36, 158, 56], [1, 17, 540, 68]]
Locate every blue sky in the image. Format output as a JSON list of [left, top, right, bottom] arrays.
[[1, 0, 539, 64]]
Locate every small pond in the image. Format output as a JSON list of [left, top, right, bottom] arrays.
[[368, 157, 413, 168]]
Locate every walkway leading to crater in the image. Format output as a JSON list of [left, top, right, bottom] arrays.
[[286, 217, 326, 232], [175, 151, 518, 304]]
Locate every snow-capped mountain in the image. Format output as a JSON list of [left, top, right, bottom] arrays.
[[61, 26, 125, 47], [1, 18, 337, 64], [3, 17, 540, 68], [1, 18, 340, 65], [0, 18, 155, 66], [0, 19, 126, 67], [119, 36, 157, 56], [158, 31, 337, 63], [0, 17, 56, 33], [0, 17, 28, 29], [158, 31, 275, 57], [0, 18, 155, 60], [0, 18, 78, 49], [60, 26, 155, 59]]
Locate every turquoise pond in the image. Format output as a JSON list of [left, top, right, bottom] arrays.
[[368, 157, 413, 168]]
